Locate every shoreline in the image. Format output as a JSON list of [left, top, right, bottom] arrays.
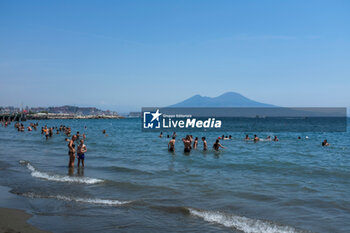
[[0, 207, 50, 233]]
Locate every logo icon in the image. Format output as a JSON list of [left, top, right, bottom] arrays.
[[143, 109, 162, 129]]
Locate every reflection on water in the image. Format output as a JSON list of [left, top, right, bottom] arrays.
[[77, 167, 84, 176], [68, 167, 74, 176], [67, 167, 85, 177]]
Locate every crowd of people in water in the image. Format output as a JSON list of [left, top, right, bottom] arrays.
[[160, 131, 330, 154], [1, 119, 331, 167], [2, 120, 92, 168]]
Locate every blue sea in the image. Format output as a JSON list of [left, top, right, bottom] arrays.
[[0, 118, 349, 233]]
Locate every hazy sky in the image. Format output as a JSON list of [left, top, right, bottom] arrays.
[[0, 0, 349, 112]]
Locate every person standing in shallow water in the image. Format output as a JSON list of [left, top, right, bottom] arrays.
[[213, 139, 225, 151], [193, 137, 198, 149], [77, 139, 87, 167], [68, 135, 77, 168], [182, 135, 192, 153], [168, 136, 176, 152], [202, 137, 207, 151]]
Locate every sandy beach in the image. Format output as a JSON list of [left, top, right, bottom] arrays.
[[0, 208, 49, 233]]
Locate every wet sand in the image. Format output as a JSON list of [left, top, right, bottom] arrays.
[[0, 208, 50, 233]]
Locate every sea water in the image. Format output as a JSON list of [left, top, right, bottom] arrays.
[[0, 118, 349, 233]]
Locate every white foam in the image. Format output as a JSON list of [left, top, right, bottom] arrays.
[[22, 192, 130, 206], [188, 208, 302, 233], [21, 161, 103, 184]]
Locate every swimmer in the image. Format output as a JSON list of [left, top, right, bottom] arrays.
[[298, 136, 301, 140], [27, 126, 32, 131], [168, 136, 176, 152], [182, 135, 192, 153], [66, 127, 71, 137], [202, 137, 207, 151], [253, 134, 259, 142], [77, 139, 87, 167], [44, 127, 49, 140], [159, 132, 163, 138], [68, 135, 77, 168], [102, 129, 108, 136], [245, 135, 250, 141], [49, 128, 53, 137], [229, 135, 232, 140], [322, 139, 329, 146], [266, 136, 271, 141], [213, 139, 225, 151], [193, 137, 198, 149], [76, 131, 80, 139], [273, 136, 279, 141]]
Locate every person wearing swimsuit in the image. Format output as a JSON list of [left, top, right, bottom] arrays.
[[77, 139, 87, 167], [182, 135, 191, 153], [68, 135, 77, 168]]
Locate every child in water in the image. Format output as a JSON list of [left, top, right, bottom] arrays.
[[77, 139, 87, 167]]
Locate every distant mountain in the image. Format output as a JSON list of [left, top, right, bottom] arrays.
[[169, 92, 275, 107]]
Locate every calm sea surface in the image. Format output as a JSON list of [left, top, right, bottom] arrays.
[[0, 118, 349, 233]]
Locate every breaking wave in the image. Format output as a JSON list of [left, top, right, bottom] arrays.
[[15, 191, 130, 206], [19, 160, 103, 184], [188, 208, 305, 233]]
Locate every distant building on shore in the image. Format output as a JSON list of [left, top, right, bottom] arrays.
[[0, 106, 21, 114]]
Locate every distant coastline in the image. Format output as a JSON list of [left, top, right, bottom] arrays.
[[26, 113, 124, 120], [0, 105, 123, 120], [0, 113, 124, 121]]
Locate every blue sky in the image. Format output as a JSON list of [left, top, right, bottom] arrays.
[[0, 0, 349, 112]]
